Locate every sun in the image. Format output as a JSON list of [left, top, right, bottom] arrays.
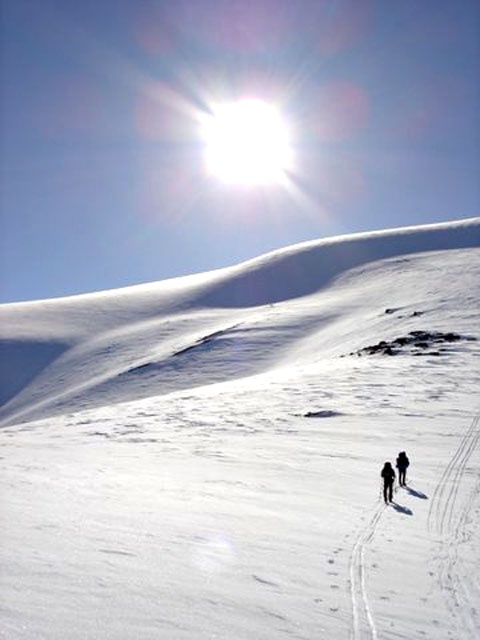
[[201, 99, 292, 186]]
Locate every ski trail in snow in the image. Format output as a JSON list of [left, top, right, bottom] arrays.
[[428, 412, 480, 537], [428, 412, 480, 639], [443, 472, 480, 640], [350, 502, 385, 640], [443, 412, 480, 535]]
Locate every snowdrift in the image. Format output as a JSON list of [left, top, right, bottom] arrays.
[[1, 218, 479, 427]]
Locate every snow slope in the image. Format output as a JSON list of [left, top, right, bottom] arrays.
[[1, 218, 480, 639], [1, 217, 478, 428]]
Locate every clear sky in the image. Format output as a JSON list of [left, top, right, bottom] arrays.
[[1, 0, 479, 303]]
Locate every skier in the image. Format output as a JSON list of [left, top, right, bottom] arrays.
[[396, 451, 410, 487], [381, 461, 396, 504]]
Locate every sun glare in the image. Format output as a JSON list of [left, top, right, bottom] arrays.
[[202, 99, 292, 186]]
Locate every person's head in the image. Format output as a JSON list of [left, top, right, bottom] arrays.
[[383, 461, 392, 469]]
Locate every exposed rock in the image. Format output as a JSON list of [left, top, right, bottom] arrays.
[[304, 410, 342, 418], [346, 330, 476, 358]]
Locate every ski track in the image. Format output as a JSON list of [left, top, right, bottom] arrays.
[[349, 501, 385, 640], [428, 412, 480, 639]]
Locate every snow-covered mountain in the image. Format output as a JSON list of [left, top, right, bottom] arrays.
[[1, 218, 479, 640], [1, 217, 479, 428]]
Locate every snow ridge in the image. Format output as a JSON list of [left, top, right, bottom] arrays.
[[1, 218, 479, 427], [1, 218, 480, 639]]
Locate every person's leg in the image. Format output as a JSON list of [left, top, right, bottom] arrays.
[[383, 483, 388, 503], [388, 482, 393, 502]]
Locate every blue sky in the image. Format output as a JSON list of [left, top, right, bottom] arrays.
[[1, 0, 479, 302]]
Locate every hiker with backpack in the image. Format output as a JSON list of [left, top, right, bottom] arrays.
[[396, 451, 410, 487], [381, 461, 396, 504]]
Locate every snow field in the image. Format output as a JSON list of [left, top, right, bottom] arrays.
[[1, 218, 480, 639]]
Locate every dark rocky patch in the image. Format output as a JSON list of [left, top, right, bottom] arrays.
[[384, 308, 424, 318], [304, 410, 342, 418], [346, 331, 476, 358]]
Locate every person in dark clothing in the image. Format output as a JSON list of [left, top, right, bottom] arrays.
[[396, 451, 410, 487], [381, 462, 396, 503]]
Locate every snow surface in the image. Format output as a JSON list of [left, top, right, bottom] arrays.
[[1, 218, 480, 639]]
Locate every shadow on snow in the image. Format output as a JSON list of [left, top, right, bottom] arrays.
[[405, 485, 428, 500], [391, 502, 414, 516]]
